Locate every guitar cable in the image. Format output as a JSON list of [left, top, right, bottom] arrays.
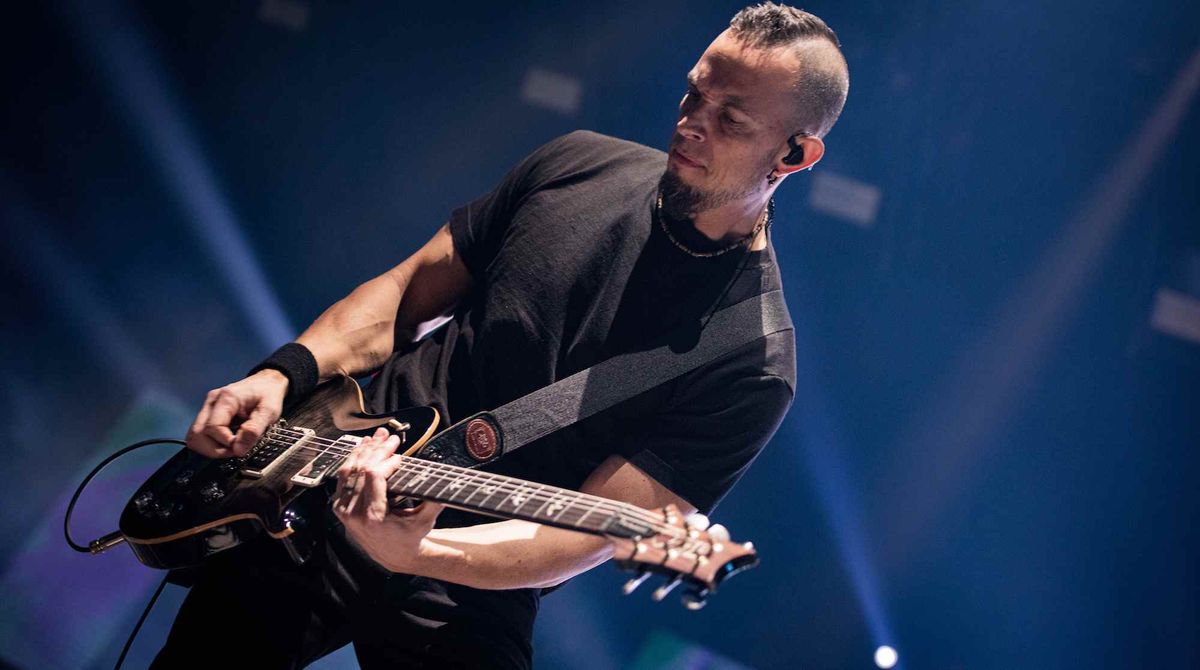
[[62, 437, 186, 670], [63, 437, 186, 553]]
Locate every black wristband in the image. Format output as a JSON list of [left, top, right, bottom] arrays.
[[248, 342, 319, 403]]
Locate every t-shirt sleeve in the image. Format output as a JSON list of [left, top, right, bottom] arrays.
[[448, 131, 588, 278], [620, 362, 794, 515]]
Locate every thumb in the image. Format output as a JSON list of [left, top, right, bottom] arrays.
[[232, 404, 276, 456], [397, 500, 445, 523], [419, 501, 446, 518], [414, 501, 446, 527]]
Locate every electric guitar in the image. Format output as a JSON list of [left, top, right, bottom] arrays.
[[115, 375, 758, 608]]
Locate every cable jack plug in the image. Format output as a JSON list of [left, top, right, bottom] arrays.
[[89, 530, 127, 554]]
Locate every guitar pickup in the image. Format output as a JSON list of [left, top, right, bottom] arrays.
[[291, 434, 362, 488], [240, 427, 315, 478]]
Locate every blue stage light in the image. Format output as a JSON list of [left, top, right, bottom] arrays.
[[62, 0, 295, 351]]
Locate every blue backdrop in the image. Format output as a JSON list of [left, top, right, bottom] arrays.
[[2, 1, 1198, 668]]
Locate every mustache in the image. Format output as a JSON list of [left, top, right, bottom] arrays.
[[669, 138, 706, 165]]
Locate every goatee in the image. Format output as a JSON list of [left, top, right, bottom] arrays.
[[657, 168, 755, 221]]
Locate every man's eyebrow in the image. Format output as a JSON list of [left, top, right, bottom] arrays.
[[686, 73, 753, 117]]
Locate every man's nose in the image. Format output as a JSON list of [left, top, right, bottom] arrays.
[[676, 115, 705, 142]]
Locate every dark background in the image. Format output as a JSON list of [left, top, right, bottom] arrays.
[[2, 1, 1197, 668]]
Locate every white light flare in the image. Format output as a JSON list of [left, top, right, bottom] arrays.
[[874, 645, 898, 669]]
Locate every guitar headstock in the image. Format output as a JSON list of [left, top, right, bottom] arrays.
[[611, 504, 759, 610]]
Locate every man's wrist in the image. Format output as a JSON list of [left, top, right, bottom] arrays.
[[248, 342, 319, 403], [252, 368, 290, 388]]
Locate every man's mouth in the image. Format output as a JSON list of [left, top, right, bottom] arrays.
[[669, 148, 705, 170]]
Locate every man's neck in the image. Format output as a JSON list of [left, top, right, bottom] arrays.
[[690, 190, 775, 251]]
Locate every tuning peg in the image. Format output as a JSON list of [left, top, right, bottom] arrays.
[[652, 575, 683, 602], [681, 587, 710, 611], [708, 523, 730, 543], [622, 570, 652, 595], [685, 513, 710, 530]]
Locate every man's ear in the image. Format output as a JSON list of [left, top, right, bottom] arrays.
[[774, 133, 824, 175]]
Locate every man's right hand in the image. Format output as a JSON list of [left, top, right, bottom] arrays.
[[186, 369, 290, 459]]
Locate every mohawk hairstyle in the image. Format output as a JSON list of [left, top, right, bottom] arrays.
[[728, 3, 849, 138]]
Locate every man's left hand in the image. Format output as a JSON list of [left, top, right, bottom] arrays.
[[333, 426, 444, 573]]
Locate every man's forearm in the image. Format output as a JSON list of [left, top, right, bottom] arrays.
[[296, 272, 409, 380], [292, 224, 471, 382], [404, 520, 615, 590]]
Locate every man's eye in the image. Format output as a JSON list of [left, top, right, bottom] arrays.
[[723, 113, 744, 126]]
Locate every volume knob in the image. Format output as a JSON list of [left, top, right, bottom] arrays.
[[200, 481, 224, 503], [134, 491, 155, 513]]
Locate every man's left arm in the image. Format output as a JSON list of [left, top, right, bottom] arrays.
[[336, 362, 792, 589], [335, 433, 694, 590]]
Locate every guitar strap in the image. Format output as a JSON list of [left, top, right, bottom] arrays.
[[415, 288, 793, 468]]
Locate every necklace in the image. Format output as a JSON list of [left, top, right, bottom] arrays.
[[656, 193, 773, 258]]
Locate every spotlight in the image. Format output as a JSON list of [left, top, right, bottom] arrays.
[[874, 645, 898, 669]]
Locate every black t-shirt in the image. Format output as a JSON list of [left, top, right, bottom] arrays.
[[364, 130, 796, 516], [322, 131, 798, 663]]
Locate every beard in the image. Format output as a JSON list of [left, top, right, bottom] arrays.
[[657, 164, 765, 222]]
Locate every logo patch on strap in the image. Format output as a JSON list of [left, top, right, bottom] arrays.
[[465, 419, 498, 461]]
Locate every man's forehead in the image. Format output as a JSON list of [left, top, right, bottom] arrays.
[[689, 38, 799, 106], [696, 33, 797, 82]]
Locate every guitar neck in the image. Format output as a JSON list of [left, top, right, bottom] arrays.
[[386, 458, 655, 540]]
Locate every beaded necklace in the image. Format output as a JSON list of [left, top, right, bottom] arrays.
[[656, 193, 773, 258]]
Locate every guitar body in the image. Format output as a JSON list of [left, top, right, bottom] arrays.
[[118, 376, 440, 570]]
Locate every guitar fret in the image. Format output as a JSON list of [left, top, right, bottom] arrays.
[[552, 492, 581, 522], [533, 489, 569, 523], [477, 471, 505, 509], [443, 474, 470, 502], [535, 490, 568, 520], [421, 470, 446, 496], [572, 496, 610, 531], [442, 468, 498, 508], [405, 470, 430, 495], [517, 484, 547, 517], [532, 489, 556, 518], [435, 471, 470, 500], [387, 462, 636, 538], [434, 471, 459, 500], [454, 471, 487, 507], [504, 482, 533, 511], [391, 468, 419, 491], [456, 471, 490, 502]]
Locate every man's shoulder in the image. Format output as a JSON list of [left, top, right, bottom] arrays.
[[532, 130, 665, 170], [556, 129, 663, 153]]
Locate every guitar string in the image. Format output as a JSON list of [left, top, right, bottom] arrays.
[[252, 426, 684, 536], [259, 425, 677, 529], [385, 466, 683, 539]]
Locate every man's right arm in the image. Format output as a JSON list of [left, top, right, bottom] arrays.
[[186, 224, 472, 458]]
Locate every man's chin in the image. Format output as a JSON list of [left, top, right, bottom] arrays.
[[658, 170, 703, 220], [664, 165, 697, 187]]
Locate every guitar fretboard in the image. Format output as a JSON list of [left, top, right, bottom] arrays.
[[386, 459, 656, 539]]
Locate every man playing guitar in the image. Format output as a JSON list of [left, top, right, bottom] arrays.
[[158, 4, 849, 667]]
